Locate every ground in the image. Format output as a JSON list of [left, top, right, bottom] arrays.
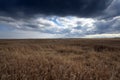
[[0, 38, 120, 80]]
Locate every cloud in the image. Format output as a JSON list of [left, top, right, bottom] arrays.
[[0, 0, 113, 18], [94, 16, 120, 34], [0, 16, 96, 34], [0, 0, 120, 38], [103, 0, 120, 18], [0, 15, 120, 38]]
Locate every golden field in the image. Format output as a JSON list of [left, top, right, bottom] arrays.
[[0, 38, 120, 80]]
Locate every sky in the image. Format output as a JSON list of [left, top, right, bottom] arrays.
[[0, 0, 120, 38]]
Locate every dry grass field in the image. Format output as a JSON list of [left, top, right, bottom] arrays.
[[0, 38, 120, 80]]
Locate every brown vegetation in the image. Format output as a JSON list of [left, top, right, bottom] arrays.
[[0, 38, 120, 80]]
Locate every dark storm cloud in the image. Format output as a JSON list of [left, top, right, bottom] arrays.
[[0, 0, 113, 18], [0, 0, 120, 38], [105, 0, 120, 18]]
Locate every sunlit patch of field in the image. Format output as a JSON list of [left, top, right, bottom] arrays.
[[0, 39, 120, 80]]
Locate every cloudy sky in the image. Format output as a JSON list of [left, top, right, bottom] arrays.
[[0, 0, 120, 38]]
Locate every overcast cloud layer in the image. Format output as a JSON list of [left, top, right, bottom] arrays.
[[0, 0, 120, 38]]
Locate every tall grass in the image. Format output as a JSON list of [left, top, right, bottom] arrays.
[[0, 39, 120, 80]]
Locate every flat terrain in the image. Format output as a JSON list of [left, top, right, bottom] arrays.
[[0, 38, 120, 80]]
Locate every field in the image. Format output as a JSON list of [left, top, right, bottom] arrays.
[[0, 38, 120, 80]]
